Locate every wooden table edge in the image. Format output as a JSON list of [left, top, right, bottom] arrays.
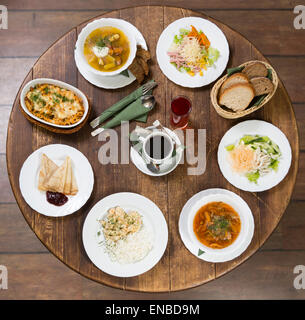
[[5, 5, 300, 293]]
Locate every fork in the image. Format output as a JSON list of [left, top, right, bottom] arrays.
[[89, 80, 157, 129]]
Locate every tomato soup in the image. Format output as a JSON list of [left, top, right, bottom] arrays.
[[193, 201, 241, 249]]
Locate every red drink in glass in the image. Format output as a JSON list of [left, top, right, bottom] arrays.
[[170, 96, 192, 129]]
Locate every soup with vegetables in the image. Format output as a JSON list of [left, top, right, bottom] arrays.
[[83, 26, 130, 72], [193, 201, 241, 249]]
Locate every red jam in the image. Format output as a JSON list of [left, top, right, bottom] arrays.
[[46, 191, 68, 206]]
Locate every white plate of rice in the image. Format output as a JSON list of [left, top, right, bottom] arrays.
[[82, 192, 168, 277], [218, 120, 292, 192]]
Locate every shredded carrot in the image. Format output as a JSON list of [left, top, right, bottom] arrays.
[[199, 33, 210, 49], [188, 25, 199, 37], [188, 25, 210, 49]]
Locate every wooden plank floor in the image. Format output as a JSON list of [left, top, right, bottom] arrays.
[[1, 0, 305, 299]]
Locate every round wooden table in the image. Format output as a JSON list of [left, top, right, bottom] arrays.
[[7, 6, 299, 292]]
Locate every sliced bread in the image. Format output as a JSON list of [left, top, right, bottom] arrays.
[[219, 83, 255, 112], [242, 62, 268, 79], [250, 77, 274, 96], [219, 73, 249, 95]]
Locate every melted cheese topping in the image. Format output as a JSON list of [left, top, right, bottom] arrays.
[[25, 84, 85, 126]]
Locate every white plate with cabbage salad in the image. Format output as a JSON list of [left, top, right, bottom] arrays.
[[218, 120, 292, 192], [156, 17, 229, 88], [82, 192, 168, 277]]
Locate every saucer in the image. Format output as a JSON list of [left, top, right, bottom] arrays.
[[130, 126, 183, 177], [74, 19, 147, 89]]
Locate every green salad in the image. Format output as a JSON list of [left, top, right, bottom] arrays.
[[167, 25, 220, 76], [226, 134, 281, 184]]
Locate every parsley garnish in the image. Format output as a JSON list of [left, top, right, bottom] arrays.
[[43, 87, 50, 94], [30, 93, 40, 102], [96, 38, 106, 48]]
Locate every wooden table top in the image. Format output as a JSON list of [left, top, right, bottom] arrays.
[[6, 6, 299, 292]]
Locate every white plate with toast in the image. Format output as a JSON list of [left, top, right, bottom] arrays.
[[19, 144, 94, 217]]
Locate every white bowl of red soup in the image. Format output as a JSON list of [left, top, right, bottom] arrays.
[[188, 194, 250, 254], [76, 18, 137, 76]]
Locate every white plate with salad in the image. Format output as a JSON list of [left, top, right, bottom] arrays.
[[218, 120, 292, 192], [156, 17, 229, 88]]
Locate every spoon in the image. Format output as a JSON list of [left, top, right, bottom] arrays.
[[146, 161, 160, 174], [141, 94, 156, 110]]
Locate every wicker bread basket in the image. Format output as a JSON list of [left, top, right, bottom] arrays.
[[210, 60, 279, 119]]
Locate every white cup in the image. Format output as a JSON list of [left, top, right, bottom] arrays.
[[140, 131, 174, 165]]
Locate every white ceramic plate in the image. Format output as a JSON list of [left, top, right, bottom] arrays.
[[82, 192, 168, 277], [20, 78, 89, 129], [75, 18, 137, 77], [130, 126, 183, 176], [75, 19, 147, 89], [218, 120, 292, 192], [156, 17, 229, 88], [179, 188, 254, 263], [19, 144, 94, 217]]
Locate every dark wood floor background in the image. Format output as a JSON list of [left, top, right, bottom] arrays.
[[0, 0, 305, 299]]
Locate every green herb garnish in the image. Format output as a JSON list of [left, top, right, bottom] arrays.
[[54, 93, 63, 99], [96, 38, 106, 48], [198, 249, 205, 256], [208, 215, 230, 236], [43, 87, 50, 94], [30, 93, 40, 102], [62, 96, 70, 102]]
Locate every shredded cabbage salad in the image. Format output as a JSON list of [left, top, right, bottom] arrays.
[[226, 135, 281, 184]]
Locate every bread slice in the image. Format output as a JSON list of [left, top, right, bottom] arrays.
[[38, 154, 58, 191], [242, 62, 268, 79], [250, 77, 274, 96], [219, 73, 249, 95], [219, 83, 255, 111]]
